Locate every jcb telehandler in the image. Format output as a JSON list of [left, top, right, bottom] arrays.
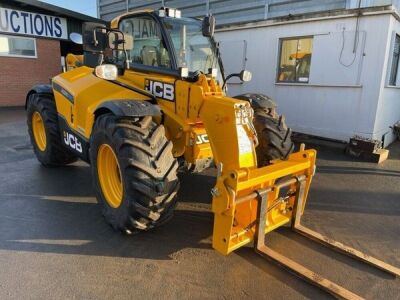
[[26, 8, 399, 298]]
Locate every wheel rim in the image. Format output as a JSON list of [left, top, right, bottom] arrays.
[[32, 111, 47, 151], [97, 144, 123, 208]]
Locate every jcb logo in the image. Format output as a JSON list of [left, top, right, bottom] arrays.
[[145, 79, 175, 101], [63, 132, 82, 153], [196, 134, 209, 145]]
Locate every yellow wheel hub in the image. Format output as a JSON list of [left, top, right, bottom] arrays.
[[32, 111, 47, 151], [97, 144, 123, 208]]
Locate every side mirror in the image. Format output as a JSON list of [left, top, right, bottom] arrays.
[[69, 32, 82, 45], [82, 22, 107, 53], [222, 69, 252, 90], [240, 70, 252, 82], [202, 15, 215, 37], [95, 64, 118, 80]]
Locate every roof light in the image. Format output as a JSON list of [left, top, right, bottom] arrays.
[[168, 8, 176, 17], [158, 9, 166, 17], [158, 7, 182, 18]]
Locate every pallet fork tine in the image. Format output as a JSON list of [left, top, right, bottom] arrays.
[[251, 176, 400, 299]]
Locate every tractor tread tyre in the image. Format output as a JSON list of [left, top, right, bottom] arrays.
[[90, 114, 179, 234], [254, 109, 294, 167], [27, 93, 77, 166]]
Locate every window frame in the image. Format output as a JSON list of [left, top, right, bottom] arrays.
[[388, 33, 400, 87], [276, 35, 314, 84], [117, 12, 226, 80], [118, 13, 178, 73], [0, 34, 37, 59]]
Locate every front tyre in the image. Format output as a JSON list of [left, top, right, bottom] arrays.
[[27, 93, 77, 166], [90, 114, 179, 233]]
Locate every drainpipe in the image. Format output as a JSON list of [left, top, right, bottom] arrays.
[[353, 0, 362, 53], [264, 0, 269, 20], [96, 0, 100, 18]]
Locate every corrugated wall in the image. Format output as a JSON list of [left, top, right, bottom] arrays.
[[99, 0, 396, 24], [99, 0, 344, 23], [268, 0, 346, 18]]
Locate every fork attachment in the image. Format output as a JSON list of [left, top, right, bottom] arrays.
[[211, 146, 399, 299], [252, 175, 400, 299]]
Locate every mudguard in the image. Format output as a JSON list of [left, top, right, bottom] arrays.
[[95, 100, 161, 118], [233, 93, 276, 111], [25, 84, 54, 109]]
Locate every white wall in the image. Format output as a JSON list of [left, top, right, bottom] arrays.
[[374, 15, 400, 146], [216, 14, 391, 142]]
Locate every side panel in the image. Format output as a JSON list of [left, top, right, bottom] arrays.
[[121, 69, 195, 157], [52, 66, 151, 139], [58, 115, 90, 162], [53, 81, 74, 127], [121, 69, 177, 113]]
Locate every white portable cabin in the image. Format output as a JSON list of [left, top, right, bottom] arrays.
[[99, 0, 400, 146]]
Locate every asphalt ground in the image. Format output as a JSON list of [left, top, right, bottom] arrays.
[[0, 107, 399, 299]]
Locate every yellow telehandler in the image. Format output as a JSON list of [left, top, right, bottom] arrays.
[[26, 8, 399, 298]]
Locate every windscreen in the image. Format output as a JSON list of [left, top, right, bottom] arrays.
[[162, 17, 222, 80]]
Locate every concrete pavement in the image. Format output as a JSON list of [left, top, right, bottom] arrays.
[[0, 107, 399, 299]]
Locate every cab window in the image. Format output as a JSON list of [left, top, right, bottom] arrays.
[[120, 16, 171, 69]]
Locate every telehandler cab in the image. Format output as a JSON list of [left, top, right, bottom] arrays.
[[26, 8, 399, 298]]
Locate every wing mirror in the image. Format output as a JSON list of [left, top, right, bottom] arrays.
[[222, 70, 253, 89], [69, 32, 82, 44], [239, 70, 252, 82], [82, 22, 107, 53], [202, 15, 215, 37]]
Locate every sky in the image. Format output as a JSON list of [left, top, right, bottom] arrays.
[[38, 0, 98, 17]]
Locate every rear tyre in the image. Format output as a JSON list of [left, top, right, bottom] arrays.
[[234, 93, 294, 167], [90, 114, 179, 233], [27, 93, 77, 166], [254, 110, 294, 167]]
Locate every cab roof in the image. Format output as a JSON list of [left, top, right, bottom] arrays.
[[110, 9, 154, 28]]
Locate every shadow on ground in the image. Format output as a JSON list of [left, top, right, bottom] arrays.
[[0, 164, 215, 260]]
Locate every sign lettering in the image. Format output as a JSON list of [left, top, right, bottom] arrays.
[[0, 8, 67, 39], [63, 131, 83, 153], [145, 79, 175, 101], [121, 18, 158, 39], [196, 134, 209, 145]]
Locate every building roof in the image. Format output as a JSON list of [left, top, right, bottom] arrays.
[[12, 0, 102, 23]]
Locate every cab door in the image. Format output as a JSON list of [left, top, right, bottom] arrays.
[[118, 14, 179, 114]]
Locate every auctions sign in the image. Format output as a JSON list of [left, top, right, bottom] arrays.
[[0, 7, 68, 39]]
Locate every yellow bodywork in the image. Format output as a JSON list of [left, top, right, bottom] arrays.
[[66, 53, 83, 71], [51, 12, 317, 256], [52, 66, 316, 255]]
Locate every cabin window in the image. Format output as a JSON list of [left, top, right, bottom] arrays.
[[389, 34, 400, 86], [277, 37, 313, 83]]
